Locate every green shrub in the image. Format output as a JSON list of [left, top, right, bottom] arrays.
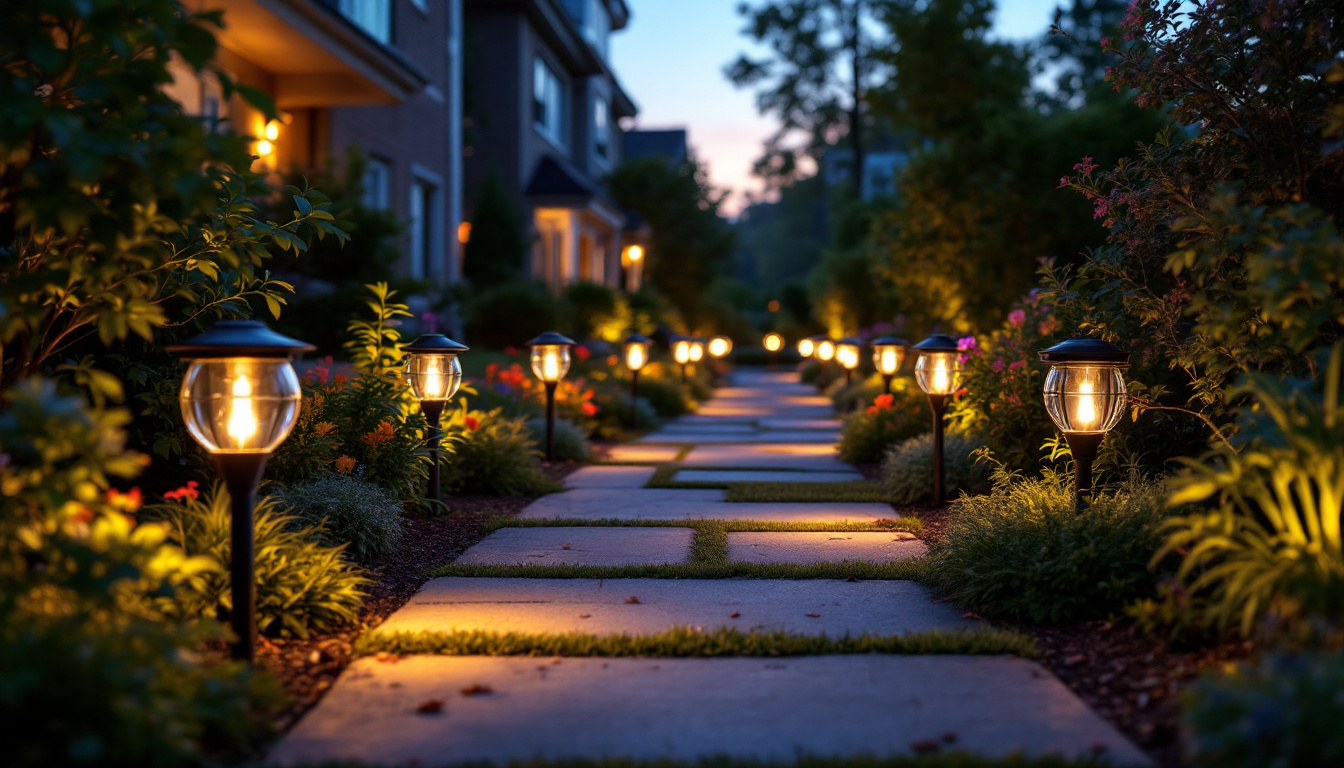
[[442, 408, 561, 496], [838, 386, 930, 464], [589, 389, 661, 438], [881, 431, 989, 504], [926, 469, 1169, 623], [267, 474, 404, 560], [1157, 343, 1344, 641], [524, 416, 593, 462], [466, 281, 564, 349], [635, 375, 692, 418], [831, 376, 884, 413], [563, 281, 622, 341], [0, 381, 277, 767], [145, 483, 368, 638], [1183, 650, 1344, 768]]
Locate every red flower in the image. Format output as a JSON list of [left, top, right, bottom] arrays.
[[575, 345, 591, 362], [107, 487, 142, 511], [581, 401, 599, 417], [464, 416, 480, 431], [873, 394, 895, 410], [163, 480, 200, 503]]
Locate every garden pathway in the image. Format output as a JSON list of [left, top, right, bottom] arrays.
[[269, 369, 1151, 767]]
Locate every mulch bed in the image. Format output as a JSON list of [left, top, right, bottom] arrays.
[[256, 461, 579, 731]]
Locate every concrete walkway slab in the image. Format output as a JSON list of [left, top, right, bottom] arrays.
[[729, 532, 927, 564], [656, 423, 758, 434], [564, 465, 657, 489], [682, 443, 850, 472], [639, 430, 840, 444], [674, 470, 865, 484], [519, 489, 893, 522], [269, 655, 1151, 767], [760, 418, 842, 430], [601, 444, 683, 464], [377, 578, 974, 637], [455, 528, 694, 567]]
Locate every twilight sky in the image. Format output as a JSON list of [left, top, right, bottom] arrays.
[[611, 0, 1063, 215]]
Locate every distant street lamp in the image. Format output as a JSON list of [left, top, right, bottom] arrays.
[[526, 331, 576, 462], [708, 335, 733, 359], [871, 335, 908, 394], [623, 332, 652, 429], [168, 320, 311, 662], [673, 335, 692, 382], [1039, 338, 1130, 511], [404, 333, 468, 503], [763, 332, 784, 365], [815, 338, 836, 363], [912, 334, 963, 507], [689, 337, 706, 365], [836, 337, 863, 386], [797, 337, 816, 358]]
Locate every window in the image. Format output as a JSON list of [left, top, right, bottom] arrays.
[[593, 96, 610, 163], [533, 58, 565, 146], [339, 0, 391, 45], [409, 180, 440, 279], [362, 157, 390, 210], [409, 0, 428, 13], [582, 0, 610, 59]]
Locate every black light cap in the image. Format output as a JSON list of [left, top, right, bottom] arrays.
[[871, 335, 909, 348], [911, 333, 959, 353], [623, 332, 652, 345], [166, 320, 314, 359], [1038, 337, 1131, 366], [406, 333, 469, 353], [838, 336, 864, 347], [526, 331, 577, 347]]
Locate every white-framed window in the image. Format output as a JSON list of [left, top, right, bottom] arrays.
[[593, 95, 610, 163], [409, 179, 440, 279], [533, 57, 565, 147], [339, 0, 391, 45], [362, 157, 390, 210]]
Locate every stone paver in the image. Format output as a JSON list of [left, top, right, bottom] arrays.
[[269, 656, 1151, 767], [759, 417, 842, 430], [656, 423, 758, 434], [519, 489, 893, 522], [600, 444, 683, 463], [681, 443, 852, 472], [728, 531, 927, 564], [639, 429, 839, 444], [674, 469, 864, 484], [564, 465, 657, 489], [454, 528, 693, 566], [375, 578, 975, 637]]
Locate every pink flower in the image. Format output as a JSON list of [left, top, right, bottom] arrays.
[[1008, 309, 1026, 327], [956, 336, 977, 352], [1058, 176, 1070, 188], [992, 358, 1006, 373], [1008, 360, 1026, 370]]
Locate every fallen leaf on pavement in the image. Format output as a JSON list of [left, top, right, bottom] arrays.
[[460, 684, 493, 696], [729, 611, 741, 618], [561, 543, 571, 550], [578, 613, 592, 619], [625, 596, 641, 604], [805, 612, 821, 618], [416, 699, 445, 714]]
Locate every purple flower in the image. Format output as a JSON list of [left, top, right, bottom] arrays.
[[957, 336, 977, 352], [1008, 309, 1026, 327], [1009, 360, 1026, 370], [992, 358, 1006, 372]]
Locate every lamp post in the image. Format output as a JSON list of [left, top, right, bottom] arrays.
[[708, 335, 733, 359], [836, 337, 862, 387], [623, 332, 652, 429], [689, 337, 706, 367], [871, 335, 908, 395], [1039, 338, 1130, 511], [912, 334, 963, 507], [797, 336, 816, 359], [526, 331, 576, 462], [404, 334, 468, 504], [763, 332, 784, 365], [815, 338, 836, 364], [673, 336, 692, 382], [167, 320, 311, 662]]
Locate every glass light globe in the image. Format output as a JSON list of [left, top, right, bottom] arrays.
[[708, 335, 733, 358], [624, 338, 651, 372], [871, 337, 907, 377], [673, 338, 691, 365], [836, 339, 862, 370], [1043, 365, 1127, 433], [180, 359, 301, 454], [405, 353, 463, 402], [530, 344, 572, 383], [914, 351, 962, 396], [689, 338, 706, 363], [815, 339, 836, 362], [763, 333, 784, 352], [797, 337, 816, 357]]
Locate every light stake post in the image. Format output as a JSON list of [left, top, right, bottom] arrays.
[[912, 334, 963, 507], [1039, 338, 1130, 511], [405, 334, 468, 503], [837, 337, 862, 387], [623, 333, 652, 429], [871, 335, 908, 395], [763, 332, 784, 365], [527, 332, 576, 462], [708, 335, 732, 381], [168, 320, 312, 662]]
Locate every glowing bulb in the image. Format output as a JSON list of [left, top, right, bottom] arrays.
[[264, 121, 280, 141], [879, 348, 898, 374], [543, 352, 560, 381], [226, 373, 258, 446], [1076, 380, 1097, 428], [689, 342, 704, 363], [709, 337, 731, 357], [626, 244, 644, 262], [932, 357, 949, 393], [763, 333, 783, 352], [674, 341, 690, 365], [627, 344, 646, 370], [817, 340, 835, 362], [798, 338, 815, 357], [256, 139, 273, 157], [425, 357, 443, 398]]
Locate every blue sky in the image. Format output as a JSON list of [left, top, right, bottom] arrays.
[[611, 0, 1061, 213]]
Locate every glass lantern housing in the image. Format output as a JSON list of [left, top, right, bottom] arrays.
[[527, 331, 576, 383], [1039, 338, 1131, 434], [871, 335, 908, 377], [836, 337, 862, 370], [912, 334, 963, 396], [815, 338, 836, 362], [763, 333, 784, 353], [689, 338, 706, 363], [623, 333, 652, 372], [708, 335, 733, 358], [405, 334, 468, 402], [797, 337, 816, 358], [167, 321, 313, 455], [673, 337, 692, 365]]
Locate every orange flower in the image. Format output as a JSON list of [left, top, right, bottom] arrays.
[[361, 420, 396, 447], [314, 421, 337, 437], [874, 394, 895, 410], [464, 416, 480, 431], [335, 455, 358, 474], [581, 401, 599, 417], [163, 481, 200, 503], [107, 487, 142, 512]]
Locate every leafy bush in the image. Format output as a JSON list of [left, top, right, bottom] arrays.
[[1183, 650, 1344, 768], [524, 416, 593, 462], [267, 475, 404, 560], [926, 469, 1169, 623], [0, 380, 276, 767], [881, 430, 989, 504], [442, 407, 561, 496], [466, 281, 564, 349], [1157, 343, 1344, 641], [564, 281, 631, 342], [634, 373, 692, 418], [831, 376, 884, 413], [838, 386, 930, 464], [145, 483, 368, 638]]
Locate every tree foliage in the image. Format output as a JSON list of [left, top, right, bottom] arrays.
[[463, 170, 528, 289]]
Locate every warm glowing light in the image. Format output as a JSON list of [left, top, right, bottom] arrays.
[[264, 120, 280, 141], [458, 221, 471, 243], [626, 343, 646, 371], [543, 351, 560, 380], [674, 339, 691, 365], [932, 357, 949, 393], [798, 338, 816, 357], [768, 300, 780, 313], [256, 139, 273, 157], [1075, 380, 1097, 428], [424, 357, 443, 398], [625, 244, 644, 262], [689, 340, 705, 362], [708, 336, 732, 358], [226, 373, 258, 446], [878, 348, 899, 374], [816, 340, 836, 362], [763, 333, 784, 353]]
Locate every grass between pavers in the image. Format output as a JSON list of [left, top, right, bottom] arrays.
[[282, 752, 1114, 768], [725, 481, 892, 503], [354, 625, 1038, 659], [480, 517, 924, 569], [429, 558, 931, 581]]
